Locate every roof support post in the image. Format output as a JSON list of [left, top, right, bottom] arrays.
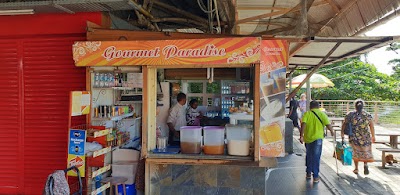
[[306, 77, 311, 110], [286, 42, 342, 102], [296, 0, 310, 36]]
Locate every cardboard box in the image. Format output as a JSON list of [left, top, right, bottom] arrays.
[[112, 149, 140, 162], [112, 161, 138, 185]]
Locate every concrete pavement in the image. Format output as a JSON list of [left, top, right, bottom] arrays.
[[290, 126, 400, 195]]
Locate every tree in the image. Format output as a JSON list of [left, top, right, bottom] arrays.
[[292, 58, 400, 101], [386, 42, 400, 79]]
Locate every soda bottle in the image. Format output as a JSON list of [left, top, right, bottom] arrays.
[[108, 73, 114, 87], [99, 73, 105, 88], [94, 72, 99, 88], [156, 126, 162, 139], [104, 73, 109, 87]]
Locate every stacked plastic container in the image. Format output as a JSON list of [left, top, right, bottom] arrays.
[[180, 126, 202, 154], [203, 126, 225, 155], [226, 125, 251, 156], [112, 149, 140, 184]]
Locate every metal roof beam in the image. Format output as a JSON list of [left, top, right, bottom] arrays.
[[293, 55, 340, 59], [311, 37, 393, 43], [286, 42, 342, 102], [289, 64, 316, 67]]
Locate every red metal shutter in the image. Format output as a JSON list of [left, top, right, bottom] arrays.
[[22, 35, 86, 194], [0, 40, 21, 194]]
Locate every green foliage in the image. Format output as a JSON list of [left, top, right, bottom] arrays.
[[206, 82, 220, 94], [386, 42, 400, 80], [188, 82, 203, 93], [293, 58, 400, 101]]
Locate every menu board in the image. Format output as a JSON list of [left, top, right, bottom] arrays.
[[259, 40, 288, 157], [71, 91, 91, 116], [67, 129, 87, 177]]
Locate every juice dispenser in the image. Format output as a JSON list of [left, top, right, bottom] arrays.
[[180, 126, 202, 154], [226, 124, 251, 156], [203, 126, 225, 155]]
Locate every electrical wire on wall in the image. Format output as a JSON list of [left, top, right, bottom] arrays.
[[197, 0, 221, 34]]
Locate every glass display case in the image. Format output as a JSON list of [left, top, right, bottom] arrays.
[[221, 81, 251, 118]]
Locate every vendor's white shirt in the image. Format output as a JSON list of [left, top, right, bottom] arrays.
[[167, 103, 186, 131]]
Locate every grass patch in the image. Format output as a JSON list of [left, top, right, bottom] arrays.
[[379, 109, 400, 125]]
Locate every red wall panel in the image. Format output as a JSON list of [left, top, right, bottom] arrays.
[[22, 36, 87, 194], [0, 40, 20, 194], [0, 12, 100, 194], [0, 12, 102, 37]]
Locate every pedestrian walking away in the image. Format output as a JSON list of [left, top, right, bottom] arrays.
[[298, 93, 307, 123], [341, 98, 375, 175], [300, 100, 334, 183], [288, 96, 300, 130]]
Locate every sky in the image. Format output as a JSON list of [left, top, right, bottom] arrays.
[[361, 16, 400, 75]]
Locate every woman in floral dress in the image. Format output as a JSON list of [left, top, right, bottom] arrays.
[[341, 99, 375, 175]]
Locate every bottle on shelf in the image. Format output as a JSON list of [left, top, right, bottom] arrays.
[[94, 72, 99, 88], [156, 126, 162, 139], [114, 73, 119, 87], [118, 73, 123, 87], [104, 73, 109, 87], [108, 73, 114, 87], [99, 73, 105, 88]]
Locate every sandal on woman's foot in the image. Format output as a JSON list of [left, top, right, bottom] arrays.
[[364, 166, 369, 175], [353, 169, 359, 174], [313, 177, 320, 183]]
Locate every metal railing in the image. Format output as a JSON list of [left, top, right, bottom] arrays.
[[318, 100, 400, 127]]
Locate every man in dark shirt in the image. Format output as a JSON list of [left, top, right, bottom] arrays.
[[288, 97, 300, 129]]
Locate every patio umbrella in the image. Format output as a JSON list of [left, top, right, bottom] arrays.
[[290, 73, 334, 88]]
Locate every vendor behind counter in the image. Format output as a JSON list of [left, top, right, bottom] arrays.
[[166, 93, 228, 146], [167, 92, 187, 145]]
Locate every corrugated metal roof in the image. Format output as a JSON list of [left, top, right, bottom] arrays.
[[0, 0, 137, 13], [318, 0, 400, 36], [236, 0, 400, 37], [287, 36, 399, 71]]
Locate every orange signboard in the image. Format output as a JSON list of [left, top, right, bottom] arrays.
[[72, 37, 261, 66], [259, 40, 288, 157], [260, 40, 288, 74]]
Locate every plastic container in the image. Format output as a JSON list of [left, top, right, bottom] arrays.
[[226, 125, 251, 156], [118, 184, 136, 195], [203, 126, 225, 155], [112, 161, 138, 184], [180, 126, 202, 154]]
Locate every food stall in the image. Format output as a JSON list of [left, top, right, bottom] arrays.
[[72, 37, 288, 194]]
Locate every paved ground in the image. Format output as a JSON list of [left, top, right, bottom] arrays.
[[288, 125, 400, 195], [265, 135, 333, 195]]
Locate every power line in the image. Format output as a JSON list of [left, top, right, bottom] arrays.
[[317, 61, 354, 73], [330, 68, 370, 80]]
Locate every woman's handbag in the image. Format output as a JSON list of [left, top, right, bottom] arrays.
[[344, 121, 352, 136], [342, 144, 353, 166], [334, 141, 353, 165], [334, 141, 344, 161]]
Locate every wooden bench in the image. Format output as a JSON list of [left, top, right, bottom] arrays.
[[376, 148, 400, 168], [374, 141, 390, 145]]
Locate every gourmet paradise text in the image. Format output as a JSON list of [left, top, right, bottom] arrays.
[[102, 44, 226, 61]]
